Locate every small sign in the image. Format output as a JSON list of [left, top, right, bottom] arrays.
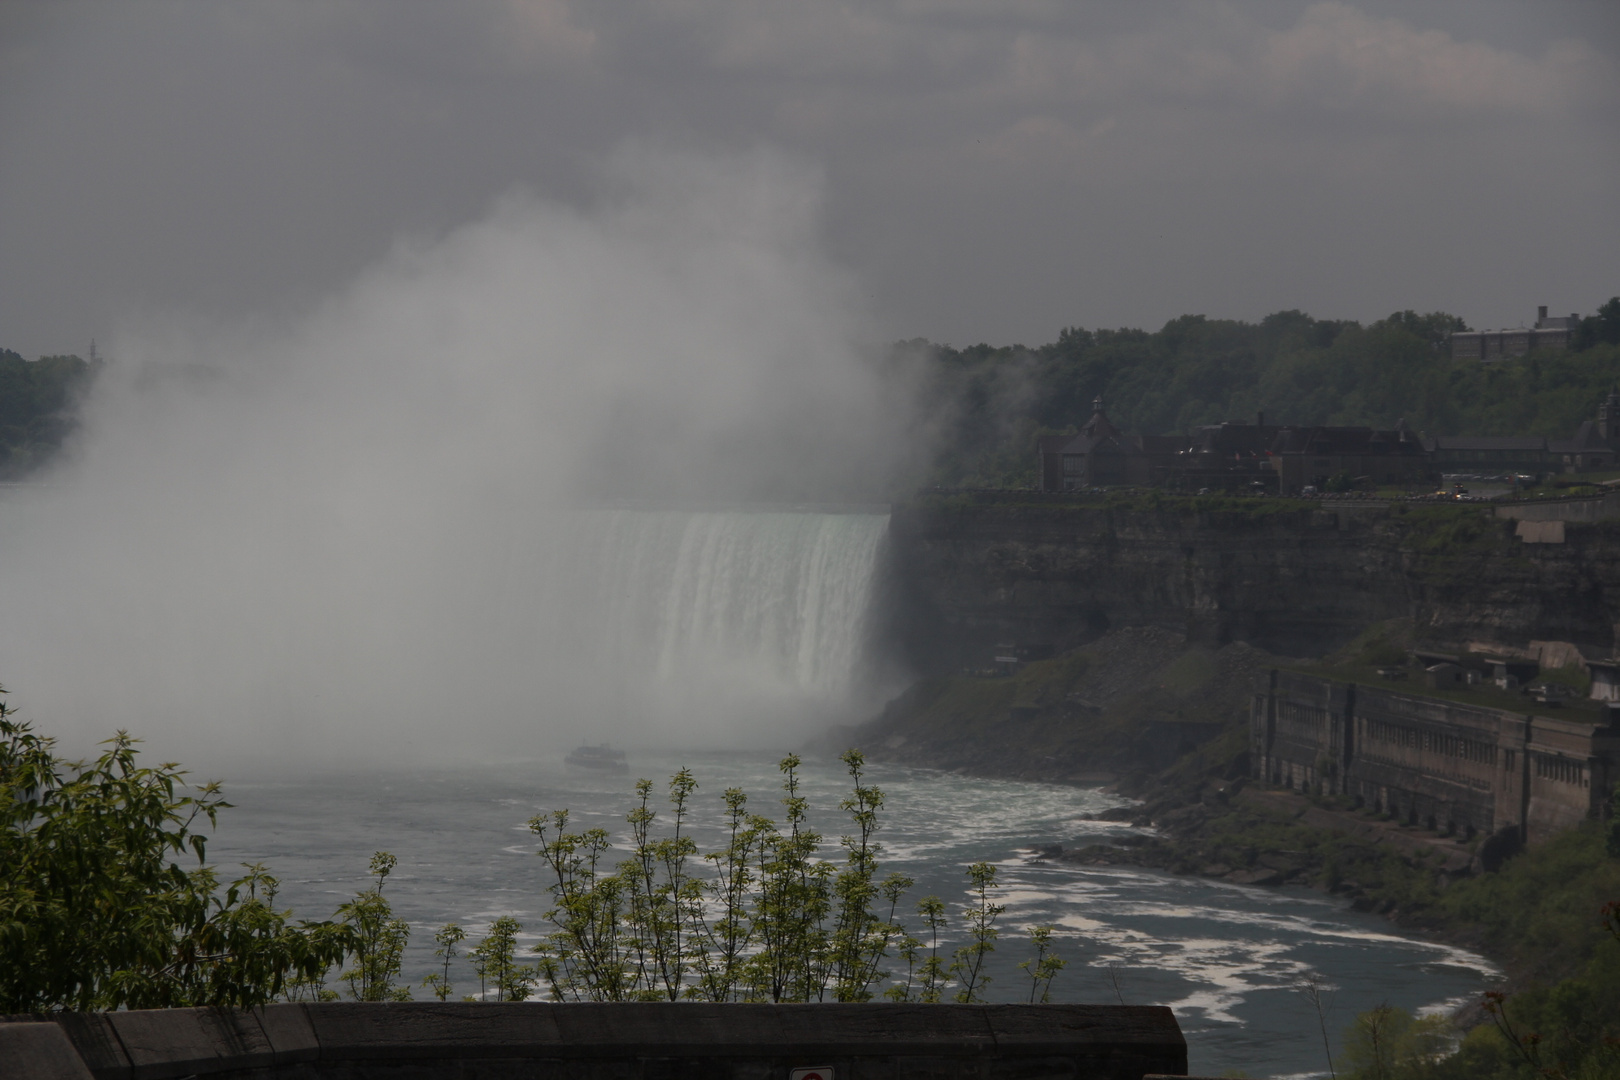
[[790, 1068, 833, 1080]]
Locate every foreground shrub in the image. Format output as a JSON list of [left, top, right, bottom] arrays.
[[0, 689, 355, 1010]]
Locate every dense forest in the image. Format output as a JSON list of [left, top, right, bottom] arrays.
[[913, 298, 1620, 488], [0, 347, 95, 478]]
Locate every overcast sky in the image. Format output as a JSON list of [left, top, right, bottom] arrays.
[[2, 0, 1617, 358]]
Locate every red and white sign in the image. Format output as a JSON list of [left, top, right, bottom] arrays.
[[790, 1067, 833, 1080]]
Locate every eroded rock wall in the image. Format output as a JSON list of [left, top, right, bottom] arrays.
[[883, 500, 1620, 671]]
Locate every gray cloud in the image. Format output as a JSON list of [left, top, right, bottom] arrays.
[[2, 0, 1615, 356]]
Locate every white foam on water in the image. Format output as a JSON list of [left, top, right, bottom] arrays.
[[208, 750, 1495, 1076]]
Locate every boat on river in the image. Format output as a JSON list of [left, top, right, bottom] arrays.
[[565, 744, 629, 773]]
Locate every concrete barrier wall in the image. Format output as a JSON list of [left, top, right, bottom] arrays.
[[1496, 492, 1620, 523], [0, 1003, 1187, 1080]]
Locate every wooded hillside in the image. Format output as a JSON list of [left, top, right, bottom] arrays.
[[913, 299, 1620, 488]]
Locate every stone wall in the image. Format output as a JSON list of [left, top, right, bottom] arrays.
[[1495, 492, 1620, 524], [0, 1003, 1187, 1080], [1251, 671, 1620, 844]]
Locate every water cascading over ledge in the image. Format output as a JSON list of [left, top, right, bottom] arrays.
[[532, 508, 892, 741]]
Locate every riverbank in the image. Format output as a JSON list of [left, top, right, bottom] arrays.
[[1055, 777, 1618, 985], [855, 623, 1619, 990]]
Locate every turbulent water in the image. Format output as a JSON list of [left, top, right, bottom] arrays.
[[213, 754, 1494, 1078]]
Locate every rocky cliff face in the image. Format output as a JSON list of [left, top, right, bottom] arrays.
[[881, 497, 1620, 670]]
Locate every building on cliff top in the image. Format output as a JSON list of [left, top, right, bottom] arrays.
[[1036, 388, 1620, 493], [1269, 421, 1428, 494], [1252, 669, 1620, 848], [1450, 305, 1580, 361], [1037, 398, 1191, 489]]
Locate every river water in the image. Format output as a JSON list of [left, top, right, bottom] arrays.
[[212, 752, 1495, 1078]]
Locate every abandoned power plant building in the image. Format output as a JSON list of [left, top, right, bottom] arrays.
[[1037, 388, 1620, 494], [1251, 670, 1620, 845]]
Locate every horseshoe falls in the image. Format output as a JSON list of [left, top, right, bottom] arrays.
[[526, 507, 892, 747]]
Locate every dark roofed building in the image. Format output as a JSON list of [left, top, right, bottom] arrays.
[[1270, 421, 1427, 494], [1178, 419, 1282, 491], [1031, 387, 1620, 494], [1425, 434, 1553, 475], [1038, 398, 1144, 489], [1036, 399, 1192, 490], [1551, 422, 1616, 472]]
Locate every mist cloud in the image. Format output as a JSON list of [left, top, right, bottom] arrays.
[[0, 148, 912, 770]]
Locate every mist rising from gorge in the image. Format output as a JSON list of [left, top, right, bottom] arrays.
[[0, 148, 921, 771]]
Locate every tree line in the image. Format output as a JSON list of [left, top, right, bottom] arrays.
[[910, 298, 1620, 489], [0, 348, 95, 479]]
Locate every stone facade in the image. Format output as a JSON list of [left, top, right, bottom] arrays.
[[1251, 670, 1620, 844]]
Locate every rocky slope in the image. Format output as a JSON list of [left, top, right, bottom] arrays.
[[854, 625, 1270, 784]]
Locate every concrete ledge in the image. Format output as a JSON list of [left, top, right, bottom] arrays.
[[5, 1003, 1187, 1080], [2, 1013, 132, 1080], [0, 1023, 95, 1080], [107, 1008, 275, 1080], [255, 1004, 320, 1066]]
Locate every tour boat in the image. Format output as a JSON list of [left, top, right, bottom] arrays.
[[565, 744, 629, 773]]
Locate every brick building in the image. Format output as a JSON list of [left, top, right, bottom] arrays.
[[1036, 398, 1190, 489], [1269, 421, 1428, 494]]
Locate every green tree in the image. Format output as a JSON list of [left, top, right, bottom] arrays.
[[623, 770, 699, 999], [950, 861, 1004, 1003], [743, 753, 835, 1002], [0, 349, 96, 478], [422, 922, 466, 1001], [828, 749, 912, 1001], [1018, 926, 1066, 1004], [333, 852, 411, 1001], [1576, 297, 1620, 351], [0, 690, 352, 1011], [689, 786, 755, 1001], [1340, 1003, 1450, 1080], [531, 754, 931, 1004], [473, 916, 535, 1002]]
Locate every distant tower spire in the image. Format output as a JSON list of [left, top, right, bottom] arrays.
[[88, 338, 99, 364]]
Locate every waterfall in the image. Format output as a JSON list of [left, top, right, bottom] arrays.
[[0, 498, 891, 759], [532, 508, 890, 740]]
